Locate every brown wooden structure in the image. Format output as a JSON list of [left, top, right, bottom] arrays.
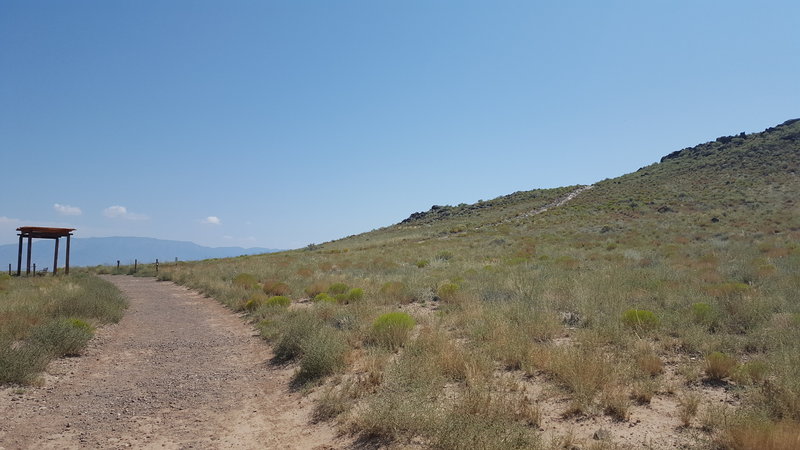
[[16, 227, 75, 276]]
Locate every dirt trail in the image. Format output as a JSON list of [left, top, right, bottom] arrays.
[[0, 276, 346, 449]]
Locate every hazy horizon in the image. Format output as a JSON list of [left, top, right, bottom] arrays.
[[2, 1, 798, 248]]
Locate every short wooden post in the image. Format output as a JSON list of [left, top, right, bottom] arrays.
[[33, 263, 36, 276], [134, 259, 137, 272], [8, 264, 11, 275], [117, 260, 120, 270], [155, 259, 159, 273]]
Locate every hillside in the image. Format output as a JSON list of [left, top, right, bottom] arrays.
[[115, 118, 800, 449]]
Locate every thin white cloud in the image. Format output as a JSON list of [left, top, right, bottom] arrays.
[[103, 205, 148, 220], [201, 216, 221, 225], [54, 203, 82, 216], [0, 216, 19, 224]]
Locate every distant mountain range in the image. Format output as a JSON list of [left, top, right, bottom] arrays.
[[0, 237, 279, 271]]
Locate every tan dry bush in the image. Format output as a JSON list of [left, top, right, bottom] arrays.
[[678, 391, 700, 427], [304, 281, 329, 298], [262, 279, 291, 296], [551, 346, 615, 411], [721, 419, 800, 450], [600, 385, 630, 421], [378, 281, 413, 304], [630, 379, 656, 404], [705, 351, 738, 381]]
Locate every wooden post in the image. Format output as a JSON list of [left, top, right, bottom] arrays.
[[134, 259, 137, 271], [16, 234, 23, 276], [65, 234, 71, 275], [33, 263, 36, 276], [26, 236, 32, 276], [155, 259, 159, 273], [53, 237, 59, 276], [8, 263, 11, 275], [117, 260, 120, 270]]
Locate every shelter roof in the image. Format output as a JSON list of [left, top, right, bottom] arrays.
[[17, 227, 76, 239]]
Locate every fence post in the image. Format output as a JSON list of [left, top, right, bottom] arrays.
[[7, 264, 10, 276], [117, 260, 120, 270], [33, 263, 36, 276], [155, 259, 159, 273], [134, 259, 137, 272]]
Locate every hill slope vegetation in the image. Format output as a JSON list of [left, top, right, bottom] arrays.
[[145, 119, 799, 448]]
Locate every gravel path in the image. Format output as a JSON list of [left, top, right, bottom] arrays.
[[0, 276, 343, 449]]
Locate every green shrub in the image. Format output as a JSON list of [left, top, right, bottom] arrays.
[[30, 318, 95, 357], [0, 345, 49, 384], [296, 327, 348, 384], [415, 260, 429, 268], [266, 295, 291, 308], [437, 282, 460, 301], [244, 293, 268, 311], [348, 287, 364, 301], [232, 273, 259, 289], [734, 361, 768, 385], [691, 302, 717, 328], [621, 309, 660, 331], [705, 352, 738, 381], [263, 280, 291, 296], [371, 312, 416, 350], [313, 293, 336, 303], [327, 282, 349, 295], [273, 311, 324, 361]]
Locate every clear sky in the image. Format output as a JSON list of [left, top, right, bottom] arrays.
[[1, 1, 798, 249]]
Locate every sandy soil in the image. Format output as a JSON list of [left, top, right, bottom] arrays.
[[0, 276, 348, 449]]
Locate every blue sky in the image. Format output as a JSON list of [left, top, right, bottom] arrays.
[[1, 1, 798, 249]]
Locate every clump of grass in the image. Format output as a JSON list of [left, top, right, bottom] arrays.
[[296, 327, 348, 384], [415, 260, 429, 268], [327, 282, 350, 295], [304, 281, 328, 298], [231, 273, 259, 289], [0, 346, 49, 384], [550, 346, 615, 413], [691, 302, 718, 329], [720, 418, 800, 450], [600, 385, 630, 421], [678, 391, 701, 427], [335, 287, 363, 304], [30, 318, 95, 357], [244, 293, 269, 311], [273, 310, 324, 361], [379, 281, 412, 304], [370, 312, 416, 350], [0, 273, 10, 291], [705, 351, 738, 381], [263, 280, 290, 296], [313, 293, 336, 303], [266, 295, 291, 308], [734, 360, 768, 385], [621, 309, 660, 331], [437, 282, 460, 302]]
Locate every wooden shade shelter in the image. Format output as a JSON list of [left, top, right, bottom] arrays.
[[16, 227, 75, 276]]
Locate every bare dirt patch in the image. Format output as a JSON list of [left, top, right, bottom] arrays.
[[0, 276, 349, 449]]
